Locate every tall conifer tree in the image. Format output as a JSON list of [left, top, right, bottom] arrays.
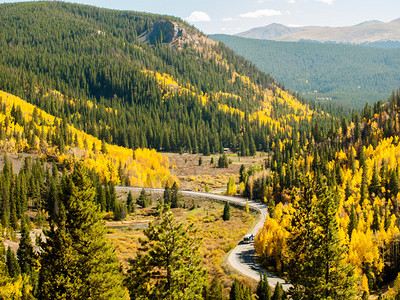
[[37, 163, 127, 300], [126, 205, 206, 300]]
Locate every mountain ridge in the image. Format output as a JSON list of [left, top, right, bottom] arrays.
[[236, 19, 400, 48]]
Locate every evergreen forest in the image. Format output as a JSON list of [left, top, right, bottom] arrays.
[[211, 34, 400, 107]]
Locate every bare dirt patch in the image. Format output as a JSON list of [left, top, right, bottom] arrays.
[[0, 152, 47, 173]]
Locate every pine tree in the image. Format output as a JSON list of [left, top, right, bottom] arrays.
[[267, 198, 276, 219], [229, 280, 241, 300], [256, 273, 271, 300], [137, 188, 150, 208], [360, 165, 368, 204], [206, 275, 225, 300], [365, 263, 375, 291], [358, 147, 366, 168], [354, 116, 360, 141], [240, 139, 247, 157], [348, 204, 358, 238], [109, 181, 117, 211], [164, 184, 172, 205], [371, 206, 380, 232], [17, 218, 36, 276], [272, 282, 284, 300], [249, 136, 257, 156], [96, 182, 106, 211], [92, 142, 97, 154], [171, 182, 180, 208], [9, 199, 18, 230], [229, 279, 253, 300], [286, 176, 357, 299], [389, 168, 400, 199], [126, 191, 134, 213], [203, 138, 210, 156], [101, 139, 107, 154], [369, 162, 380, 197], [113, 201, 127, 221], [285, 176, 316, 298], [345, 180, 352, 199], [341, 117, 348, 138], [46, 177, 59, 220], [349, 149, 356, 175], [125, 205, 206, 300], [218, 155, 229, 168], [239, 164, 246, 184], [37, 163, 127, 300], [384, 209, 391, 231], [223, 202, 231, 221], [314, 180, 357, 299], [6, 246, 21, 278]]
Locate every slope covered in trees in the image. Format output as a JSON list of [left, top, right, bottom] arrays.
[[211, 34, 400, 107], [0, 90, 174, 187], [237, 89, 400, 297], [0, 1, 321, 156]]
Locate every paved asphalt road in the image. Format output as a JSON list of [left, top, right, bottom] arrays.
[[116, 187, 291, 290]]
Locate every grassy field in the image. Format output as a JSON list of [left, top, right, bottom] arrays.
[[107, 191, 258, 290], [164, 152, 269, 192]]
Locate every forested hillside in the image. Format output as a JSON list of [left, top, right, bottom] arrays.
[[0, 1, 323, 156], [235, 89, 400, 298], [211, 34, 400, 107], [0, 90, 174, 187]]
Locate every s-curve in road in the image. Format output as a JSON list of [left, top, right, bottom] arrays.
[[115, 186, 291, 290]]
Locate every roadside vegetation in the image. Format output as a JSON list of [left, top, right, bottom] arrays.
[[108, 190, 257, 292]]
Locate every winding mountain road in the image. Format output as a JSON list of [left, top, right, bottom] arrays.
[[116, 187, 290, 289]]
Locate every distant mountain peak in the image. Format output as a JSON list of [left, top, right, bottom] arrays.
[[235, 18, 400, 46], [235, 23, 307, 40], [355, 20, 383, 26]]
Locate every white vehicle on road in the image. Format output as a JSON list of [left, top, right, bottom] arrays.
[[243, 233, 254, 244]]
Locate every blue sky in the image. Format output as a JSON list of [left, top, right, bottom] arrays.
[[2, 0, 400, 34]]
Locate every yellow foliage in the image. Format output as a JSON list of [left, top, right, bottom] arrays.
[[0, 90, 175, 188], [361, 274, 369, 294], [255, 214, 288, 272], [348, 229, 384, 274], [141, 66, 314, 145], [0, 274, 33, 299]]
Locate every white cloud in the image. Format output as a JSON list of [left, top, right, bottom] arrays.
[[222, 17, 233, 22], [185, 11, 211, 22], [240, 9, 283, 18], [287, 0, 296, 3], [256, 0, 273, 2], [315, 0, 334, 4]]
